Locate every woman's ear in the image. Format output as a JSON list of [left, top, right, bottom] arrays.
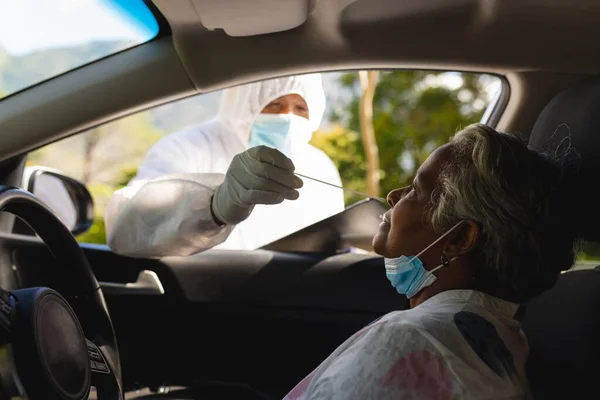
[[443, 220, 480, 258]]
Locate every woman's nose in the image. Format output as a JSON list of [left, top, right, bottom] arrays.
[[387, 188, 403, 207]]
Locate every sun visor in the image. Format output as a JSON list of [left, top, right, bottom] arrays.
[[340, 0, 478, 28], [191, 0, 313, 37]]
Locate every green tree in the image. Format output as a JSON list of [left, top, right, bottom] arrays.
[[312, 71, 491, 205]]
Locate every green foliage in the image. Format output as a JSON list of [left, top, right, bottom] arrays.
[[311, 126, 366, 205], [578, 242, 600, 261], [312, 71, 490, 205], [114, 166, 139, 188], [77, 215, 106, 244]]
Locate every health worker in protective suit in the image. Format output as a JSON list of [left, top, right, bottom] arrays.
[[104, 74, 345, 258]]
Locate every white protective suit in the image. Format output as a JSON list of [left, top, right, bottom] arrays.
[[105, 74, 345, 258], [285, 290, 530, 400]]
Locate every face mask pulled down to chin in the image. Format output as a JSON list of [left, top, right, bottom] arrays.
[[248, 113, 312, 157], [385, 221, 464, 299]]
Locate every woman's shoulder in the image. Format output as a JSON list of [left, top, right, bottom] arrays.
[[372, 307, 459, 339], [361, 310, 438, 340]]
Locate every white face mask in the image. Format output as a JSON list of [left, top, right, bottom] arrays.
[[248, 113, 312, 157]]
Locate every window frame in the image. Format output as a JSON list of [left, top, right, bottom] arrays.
[[480, 76, 511, 128], [17, 69, 510, 246]]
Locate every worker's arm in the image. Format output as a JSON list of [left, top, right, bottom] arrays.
[[105, 134, 302, 258], [104, 133, 234, 257]]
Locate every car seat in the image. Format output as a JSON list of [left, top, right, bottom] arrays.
[[523, 74, 600, 399]]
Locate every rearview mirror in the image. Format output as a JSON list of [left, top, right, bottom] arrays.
[[23, 167, 94, 236]]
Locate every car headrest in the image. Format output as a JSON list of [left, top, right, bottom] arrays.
[[529, 74, 600, 242]]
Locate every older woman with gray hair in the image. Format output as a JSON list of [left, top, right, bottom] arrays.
[[284, 123, 581, 400]]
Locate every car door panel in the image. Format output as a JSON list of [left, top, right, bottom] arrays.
[[4, 234, 406, 398]]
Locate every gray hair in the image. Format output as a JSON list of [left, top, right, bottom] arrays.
[[428, 123, 581, 303]]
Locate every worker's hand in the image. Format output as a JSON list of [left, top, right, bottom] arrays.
[[211, 146, 304, 225]]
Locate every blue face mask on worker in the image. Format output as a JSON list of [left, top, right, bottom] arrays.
[[385, 221, 464, 299], [248, 113, 312, 157]]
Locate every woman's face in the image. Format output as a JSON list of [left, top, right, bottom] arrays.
[[373, 144, 454, 263], [261, 94, 309, 119]]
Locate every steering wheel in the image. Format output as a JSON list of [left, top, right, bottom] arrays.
[[0, 186, 122, 400]]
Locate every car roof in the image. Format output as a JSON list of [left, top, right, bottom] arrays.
[[0, 0, 598, 161]]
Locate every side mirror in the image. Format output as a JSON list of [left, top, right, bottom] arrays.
[[22, 167, 94, 236]]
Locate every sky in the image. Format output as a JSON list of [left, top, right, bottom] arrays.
[[0, 0, 158, 55]]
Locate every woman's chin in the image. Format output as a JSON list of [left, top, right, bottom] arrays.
[[372, 230, 388, 256]]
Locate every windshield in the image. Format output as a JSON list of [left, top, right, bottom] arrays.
[[0, 0, 159, 100]]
